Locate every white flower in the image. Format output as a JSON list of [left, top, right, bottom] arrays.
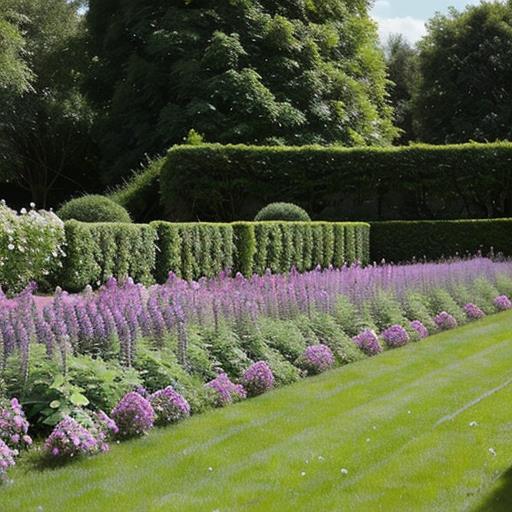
[[30, 203, 36, 209], [301, 472, 306, 477], [7, 244, 15, 251], [489, 448, 497, 457], [469, 421, 478, 427], [340, 468, 349, 475]]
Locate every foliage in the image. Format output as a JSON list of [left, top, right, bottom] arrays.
[[414, 2, 512, 144], [0, 0, 98, 208], [384, 34, 419, 144], [111, 392, 155, 438], [0, 202, 65, 294], [255, 203, 311, 222], [57, 195, 131, 224], [371, 219, 512, 263], [85, 0, 396, 183], [109, 158, 165, 223], [0, 0, 33, 95], [162, 142, 512, 222], [59, 221, 157, 291]]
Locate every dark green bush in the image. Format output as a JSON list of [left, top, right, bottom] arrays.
[[59, 221, 157, 291], [109, 158, 165, 222], [255, 202, 311, 222], [370, 219, 512, 263], [58, 195, 132, 223], [160, 143, 512, 222]]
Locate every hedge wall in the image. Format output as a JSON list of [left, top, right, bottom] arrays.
[[60, 221, 157, 291], [152, 222, 234, 282], [370, 219, 512, 263], [160, 143, 512, 222], [152, 221, 369, 283]]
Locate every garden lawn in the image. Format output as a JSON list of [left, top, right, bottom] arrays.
[[4, 313, 512, 512]]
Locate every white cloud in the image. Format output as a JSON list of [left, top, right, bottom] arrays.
[[374, 0, 391, 10], [373, 16, 427, 44]]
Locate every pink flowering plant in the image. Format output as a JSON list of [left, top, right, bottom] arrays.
[[206, 373, 246, 407], [44, 416, 98, 459], [494, 295, 512, 311], [464, 303, 485, 320], [0, 398, 32, 450], [299, 345, 335, 375], [353, 330, 383, 356], [434, 312, 458, 331], [0, 439, 16, 477], [242, 362, 274, 397], [381, 325, 410, 348], [410, 320, 429, 340], [150, 387, 190, 425], [111, 392, 155, 438]]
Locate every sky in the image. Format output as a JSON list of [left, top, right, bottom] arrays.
[[371, 0, 483, 44]]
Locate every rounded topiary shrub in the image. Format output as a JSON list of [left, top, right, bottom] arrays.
[[254, 202, 311, 222], [57, 195, 132, 223]]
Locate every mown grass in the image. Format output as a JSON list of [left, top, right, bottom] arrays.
[[3, 312, 512, 511]]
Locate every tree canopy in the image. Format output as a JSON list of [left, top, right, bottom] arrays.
[[414, 1, 512, 144], [86, 0, 397, 182]]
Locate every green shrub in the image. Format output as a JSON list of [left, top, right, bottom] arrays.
[[152, 221, 234, 282], [160, 142, 512, 222], [109, 158, 165, 222], [255, 202, 311, 222], [370, 219, 512, 263], [58, 195, 132, 224], [0, 202, 65, 295], [59, 221, 157, 291]]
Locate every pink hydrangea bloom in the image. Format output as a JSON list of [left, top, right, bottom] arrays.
[[206, 373, 246, 407], [410, 320, 429, 339], [44, 417, 98, 459], [434, 311, 458, 330], [381, 325, 410, 348], [150, 387, 190, 425], [494, 295, 512, 311], [464, 303, 485, 320], [353, 330, 382, 356], [242, 362, 274, 397], [111, 392, 155, 438], [0, 398, 32, 450], [0, 439, 16, 476], [301, 345, 335, 374]]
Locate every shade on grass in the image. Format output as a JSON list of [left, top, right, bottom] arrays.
[[3, 313, 512, 511]]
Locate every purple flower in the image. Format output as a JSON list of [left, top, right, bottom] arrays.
[[0, 439, 16, 476], [206, 373, 246, 407], [111, 392, 155, 438], [434, 311, 458, 331], [242, 361, 274, 397], [410, 320, 429, 340], [300, 345, 335, 375], [95, 410, 119, 436], [353, 330, 382, 356], [494, 295, 512, 312], [0, 398, 32, 450], [150, 387, 190, 425], [381, 325, 410, 348], [464, 303, 485, 320], [44, 417, 98, 459]]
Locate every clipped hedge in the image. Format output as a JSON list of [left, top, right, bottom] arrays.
[[160, 143, 512, 221], [370, 219, 512, 263], [59, 221, 157, 291], [152, 221, 369, 282], [152, 222, 234, 282]]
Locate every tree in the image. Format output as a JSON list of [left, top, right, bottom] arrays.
[[86, 0, 397, 183], [0, 0, 32, 95], [0, 0, 98, 208], [414, 1, 512, 144], [384, 34, 419, 144]]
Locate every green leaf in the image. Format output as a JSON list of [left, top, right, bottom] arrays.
[[70, 392, 89, 406], [49, 400, 61, 409]]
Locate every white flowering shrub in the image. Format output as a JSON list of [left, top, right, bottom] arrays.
[[0, 201, 65, 294]]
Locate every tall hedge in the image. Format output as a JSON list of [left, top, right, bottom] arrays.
[[60, 221, 157, 291], [160, 142, 512, 221], [370, 219, 512, 263], [153, 221, 369, 282]]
